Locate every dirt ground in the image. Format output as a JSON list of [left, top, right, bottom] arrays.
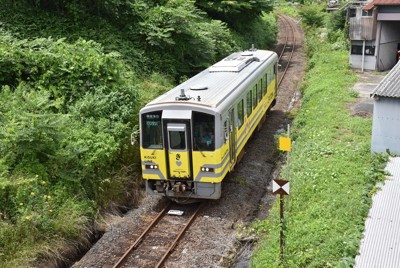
[[71, 16, 306, 268]]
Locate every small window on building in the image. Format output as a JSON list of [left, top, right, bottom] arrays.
[[237, 99, 244, 128], [362, 10, 373, 16], [351, 45, 375, 55], [349, 8, 356, 18], [365, 46, 375, 55], [351, 45, 363, 55], [247, 90, 252, 116]]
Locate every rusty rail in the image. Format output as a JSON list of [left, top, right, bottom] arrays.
[[277, 14, 297, 88], [155, 202, 204, 268], [112, 201, 204, 268], [112, 202, 172, 268]]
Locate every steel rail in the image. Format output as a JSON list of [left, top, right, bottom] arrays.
[[112, 202, 172, 268], [155, 202, 204, 268], [278, 14, 289, 62], [277, 14, 297, 88]]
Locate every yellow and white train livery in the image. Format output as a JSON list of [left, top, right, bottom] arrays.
[[139, 48, 278, 200]]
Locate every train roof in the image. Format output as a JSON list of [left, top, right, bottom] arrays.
[[144, 49, 278, 113]]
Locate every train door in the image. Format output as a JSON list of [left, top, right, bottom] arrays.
[[164, 121, 192, 179], [228, 108, 236, 167]]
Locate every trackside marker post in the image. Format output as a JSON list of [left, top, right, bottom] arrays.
[[274, 124, 291, 262]]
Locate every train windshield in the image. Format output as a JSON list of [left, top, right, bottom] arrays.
[[193, 112, 215, 151], [141, 111, 163, 149]]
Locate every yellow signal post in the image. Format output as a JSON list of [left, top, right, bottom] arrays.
[[276, 125, 291, 262], [279, 137, 291, 152]]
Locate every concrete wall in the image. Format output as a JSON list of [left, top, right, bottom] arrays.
[[350, 54, 376, 70], [371, 97, 400, 155], [350, 40, 377, 70]]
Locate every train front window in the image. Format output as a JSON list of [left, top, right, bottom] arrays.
[[193, 112, 215, 151], [169, 130, 186, 150], [142, 111, 163, 149]]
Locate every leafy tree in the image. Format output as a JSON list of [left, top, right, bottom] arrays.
[[133, 0, 238, 76], [194, 0, 276, 50], [298, 4, 325, 28], [195, 0, 273, 28]]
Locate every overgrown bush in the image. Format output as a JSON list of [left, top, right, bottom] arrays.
[[0, 32, 141, 266]]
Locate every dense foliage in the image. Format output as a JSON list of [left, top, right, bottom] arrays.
[[0, 0, 277, 266], [3, 0, 276, 79], [251, 7, 387, 267], [0, 32, 141, 266]]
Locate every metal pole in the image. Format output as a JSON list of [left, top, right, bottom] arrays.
[[280, 124, 290, 262], [280, 193, 284, 261], [362, 39, 365, 72], [287, 124, 290, 181]]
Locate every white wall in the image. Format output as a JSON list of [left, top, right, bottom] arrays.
[[350, 54, 376, 70], [371, 97, 400, 155]]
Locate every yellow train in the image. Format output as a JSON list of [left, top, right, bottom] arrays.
[[139, 48, 278, 200]]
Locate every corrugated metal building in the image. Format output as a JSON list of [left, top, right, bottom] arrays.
[[355, 156, 400, 267], [371, 60, 400, 154]]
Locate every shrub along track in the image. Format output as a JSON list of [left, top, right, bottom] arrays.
[[71, 14, 306, 268]]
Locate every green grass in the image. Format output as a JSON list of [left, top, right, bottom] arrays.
[[251, 32, 387, 267]]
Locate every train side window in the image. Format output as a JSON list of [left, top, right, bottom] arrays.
[[252, 85, 257, 109], [257, 80, 262, 101], [142, 111, 163, 149], [193, 112, 215, 151], [237, 99, 244, 128], [264, 73, 268, 94], [270, 68, 273, 84], [246, 90, 252, 116], [224, 120, 229, 142], [261, 78, 265, 96]]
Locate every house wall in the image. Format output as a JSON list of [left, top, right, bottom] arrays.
[[349, 40, 377, 70], [349, 7, 377, 40], [371, 97, 400, 155]]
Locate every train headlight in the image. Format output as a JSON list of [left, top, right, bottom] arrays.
[[201, 167, 214, 173], [145, 164, 159, 170]]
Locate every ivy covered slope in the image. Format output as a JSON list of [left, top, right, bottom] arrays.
[[252, 5, 386, 267], [0, 0, 277, 266]]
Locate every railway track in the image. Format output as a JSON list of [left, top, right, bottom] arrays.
[[112, 201, 204, 268], [277, 14, 297, 87]]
